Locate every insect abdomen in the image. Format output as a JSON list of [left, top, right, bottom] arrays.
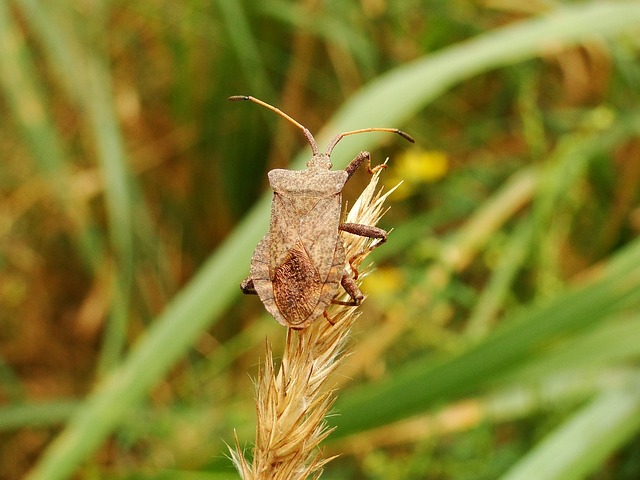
[[272, 241, 323, 326]]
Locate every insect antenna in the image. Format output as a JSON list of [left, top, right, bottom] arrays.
[[228, 95, 319, 155], [325, 127, 415, 155]]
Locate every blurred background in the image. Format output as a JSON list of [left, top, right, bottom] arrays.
[[1, 1, 640, 479]]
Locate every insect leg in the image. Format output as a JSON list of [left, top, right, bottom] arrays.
[[240, 277, 257, 295], [344, 151, 386, 182], [323, 311, 336, 326], [331, 273, 364, 306], [339, 223, 388, 279], [339, 223, 387, 242]]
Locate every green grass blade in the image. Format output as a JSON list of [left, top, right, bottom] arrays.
[[299, 2, 640, 171], [12, 0, 85, 102], [24, 4, 640, 479], [12, 0, 166, 372], [328, 237, 640, 437], [0, 402, 78, 430], [83, 55, 135, 372], [0, 1, 102, 268], [214, 0, 275, 99], [464, 219, 534, 339], [502, 315, 640, 385], [24, 198, 271, 480], [500, 376, 640, 480]]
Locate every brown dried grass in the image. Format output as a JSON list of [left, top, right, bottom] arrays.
[[231, 164, 398, 479]]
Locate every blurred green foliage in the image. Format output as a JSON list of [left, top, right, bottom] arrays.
[[1, 1, 640, 479]]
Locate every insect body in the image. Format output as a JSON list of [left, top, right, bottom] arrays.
[[231, 95, 414, 329]]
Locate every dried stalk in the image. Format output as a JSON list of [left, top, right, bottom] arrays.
[[231, 164, 397, 479]]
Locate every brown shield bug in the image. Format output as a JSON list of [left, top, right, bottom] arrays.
[[230, 95, 414, 329]]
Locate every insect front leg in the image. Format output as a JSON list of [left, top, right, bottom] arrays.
[[240, 277, 257, 295], [339, 223, 387, 279], [345, 151, 386, 181]]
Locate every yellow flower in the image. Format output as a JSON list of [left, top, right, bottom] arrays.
[[362, 267, 405, 299], [387, 149, 449, 199]]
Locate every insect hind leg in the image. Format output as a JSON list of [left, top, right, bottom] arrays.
[[333, 273, 364, 305], [324, 274, 364, 326]]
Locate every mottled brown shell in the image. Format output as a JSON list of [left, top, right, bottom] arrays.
[[250, 167, 347, 328]]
